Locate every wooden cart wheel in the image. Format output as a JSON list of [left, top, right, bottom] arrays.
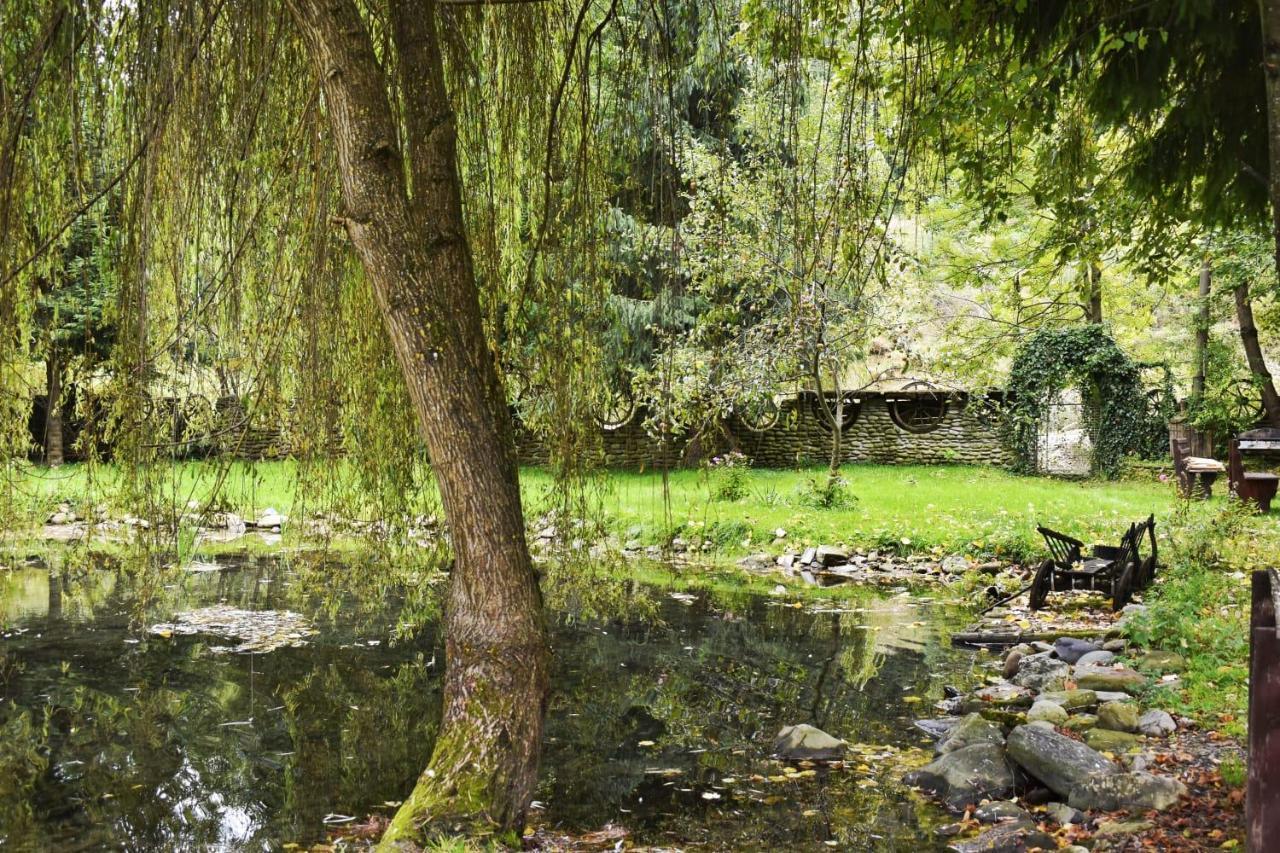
[[1111, 560, 1136, 612], [1029, 559, 1052, 611], [1137, 554, 1157, 589]]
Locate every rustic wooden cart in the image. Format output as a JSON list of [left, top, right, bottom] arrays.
[[1029, 522, 1143, 612]]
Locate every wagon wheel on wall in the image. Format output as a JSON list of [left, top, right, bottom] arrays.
[[594, 385, 636, 431], [890, 380, 949, 433], [972, 393, 1009, 430], [1225, 379, 1265, 427], [737, 395, 782, 432], [1028, 559, 1053, 611], [1144, 386, 1169, 420], [810, 392, 861, 432], [177, 393, 218, 454]]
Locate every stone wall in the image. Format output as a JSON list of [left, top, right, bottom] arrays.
[[514, 391, 1014, 469], [28, 389, 1011, 469]]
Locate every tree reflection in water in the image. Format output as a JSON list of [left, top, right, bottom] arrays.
[[0, 555, 975, 849]]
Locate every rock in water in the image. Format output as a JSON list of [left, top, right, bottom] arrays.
[[815, 545, 850, 567], [149, 605, 314, 653], [771, 724, 845, 761], [737, 553, 775, 573], [963, 682, 1036, 712], [945, 820, 1057, 853], [256, 508, 286, 529], [1053, 637, 1101, 664], [1006, 724, 1119, 798], [904, 743, 1016, 810], [915, 717, 959, 741], [973, 801, 1030, 824], [1012, 654, 1070, 692], [936, 713, 1006, 755], [1068, 771, 1187, 812]]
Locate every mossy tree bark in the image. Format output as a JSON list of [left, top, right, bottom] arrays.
[[287, 0, 548, 844], [1234, 281, 1280, 426]]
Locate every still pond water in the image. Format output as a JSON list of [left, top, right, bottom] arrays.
[[0, 554, 981, 851]]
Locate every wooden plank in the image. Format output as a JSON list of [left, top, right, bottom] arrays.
[[1248, 570, 1280, 852]]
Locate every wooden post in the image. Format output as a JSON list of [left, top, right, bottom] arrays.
[[1248, 569, 1280, 851]]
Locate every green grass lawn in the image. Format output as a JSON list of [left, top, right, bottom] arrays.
[[560, 464, 1176, 560], [6, 459, 1179, 561]]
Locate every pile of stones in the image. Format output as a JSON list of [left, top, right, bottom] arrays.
[[739, 544, 1005, 586], [905, 634, 1189, 851]]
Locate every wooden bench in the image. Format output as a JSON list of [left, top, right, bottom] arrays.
[[1171, 436, 1225, 499], [1230, 429, 1280, 513]]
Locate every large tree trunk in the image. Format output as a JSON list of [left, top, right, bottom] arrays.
[[44, 346, 63, 466], [1264, 0, 1280, 283], [1234, 281, 1280, 426], [1083, 261, 1103, 324], [1192, 259, 1211, 401], [287, 0, 548, 843]]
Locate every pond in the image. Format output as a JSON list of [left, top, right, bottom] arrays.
[[0, 555, 982, 850]]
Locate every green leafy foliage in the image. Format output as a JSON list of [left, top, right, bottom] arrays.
[[1005, 325, 1163, 476]]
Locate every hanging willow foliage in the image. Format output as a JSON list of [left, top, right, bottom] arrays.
[[1, 0, 934, 583]]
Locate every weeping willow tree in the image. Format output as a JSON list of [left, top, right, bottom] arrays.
[[1, 0, 933, 843]]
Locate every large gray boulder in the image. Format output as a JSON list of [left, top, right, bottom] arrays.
[[815, 545, 850, 567], [1053, 637, 1102, 664], [936, 713, 1006, 755], [1085, 728, 1143, 753], [1012, 654, 1070, 692], [1037, 689, 1098, 711], [1075, 667, 1148, 695], [1026, 701, 1068, 725], [1006, 724, 1119, 797], [974, 800, 1030, 824], [905, 743, 1016, 810], [772, 724, 845, 760], [962, 683, 1036, 713], [1068, 771, 1187, 812], [1074, 650, 1116, 670], [1138, 709, 1177, 737]]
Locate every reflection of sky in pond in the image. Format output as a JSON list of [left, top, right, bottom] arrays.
[[0, 557, 980, 850]]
